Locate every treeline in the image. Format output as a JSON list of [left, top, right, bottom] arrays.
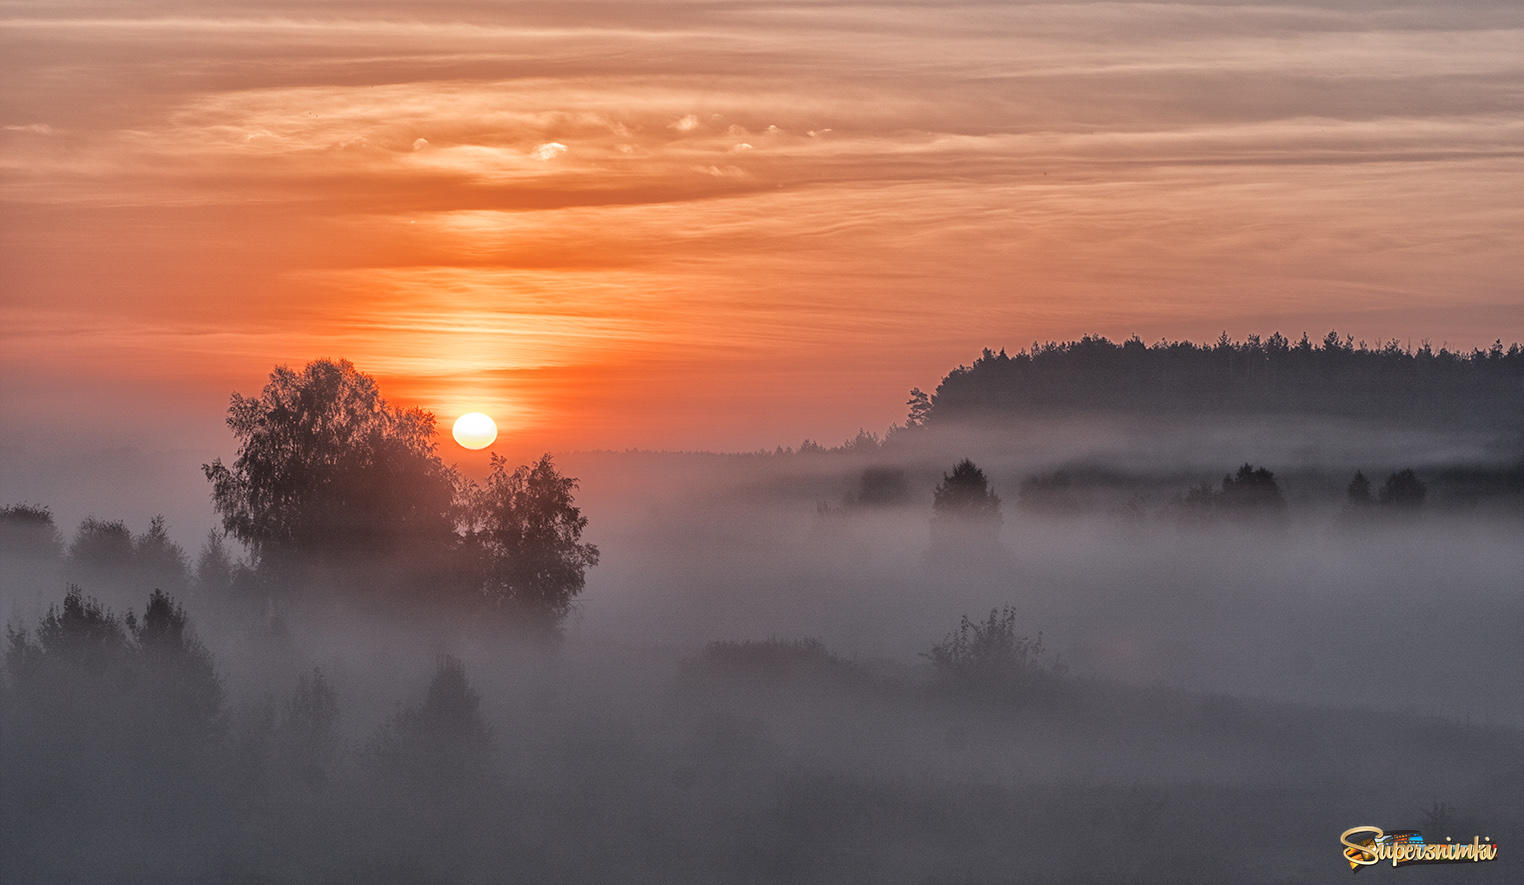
[[909, 332, 1524, 427]]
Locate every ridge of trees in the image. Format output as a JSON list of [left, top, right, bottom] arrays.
[[911, 332, 1523, 427]]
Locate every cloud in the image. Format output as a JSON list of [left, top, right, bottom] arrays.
[[411, 137, 429, 151], [532, 141, 568, 161], [669, 114, 700, 133]]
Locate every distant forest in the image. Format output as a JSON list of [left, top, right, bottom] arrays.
[[911, 333, 1524, 427]]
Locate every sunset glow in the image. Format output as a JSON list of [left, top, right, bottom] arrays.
[[1, 2, 1521, 453]]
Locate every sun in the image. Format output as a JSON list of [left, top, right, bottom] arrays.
[[451, 412, 498, 450]]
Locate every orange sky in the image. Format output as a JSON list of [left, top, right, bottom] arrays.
[[2, 1, 1522, 454]]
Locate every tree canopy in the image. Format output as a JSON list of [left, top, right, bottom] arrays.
[[203, 359, 460, 567]]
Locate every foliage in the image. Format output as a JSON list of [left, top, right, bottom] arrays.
[[369, 656, 492, 789], [1180, 464, 1287, 524], [0, 502, 63, 559], [202, 358, 460, 566], [933, 459, 1001, 522], [1378, 468, 1427, 508], [914, 333, 1524, 428], [465, 453, 600, 625], [926, 607, 1064, 699]]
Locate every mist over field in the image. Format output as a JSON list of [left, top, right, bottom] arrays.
[[2, 344, 1520, 883]]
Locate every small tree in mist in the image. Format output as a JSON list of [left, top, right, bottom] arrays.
[[0, 502, 63, 560], [1346, 471, 1373, 508], [202, 359, 460, 572], [369, 656, 492, 790], [128, 589, 225, 753], [926, 607, 1064, 701], [67, 516, 136, 579], [930, 459, 1002, 553], [933, 459, 1002, 522], [1180, 464, 1286, 525], [194, 529, 239, 596], [465, 453, 600, 629], [275, 668, 339, 788], [1378, 468, 1427, 509], [134, 515, 191, 597]]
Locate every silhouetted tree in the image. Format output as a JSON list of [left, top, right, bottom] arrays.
[[906, 388, 933, 427], [67, 517, 135, 577], [1346, 471, 1373, 507], [135, 514, 190, 597], [933, 459, 1002, 523], [466, 454, 600, 628], [202, 359, 460, 572], [128, 589, 225, 753], [0, 503, 63, 560], [1179, 464, 1287, 525], [1378, 469, 1427, 509], [194, 529, 238, 596], [369, 656, 492, 789], [1217, 464, 1287, 517]]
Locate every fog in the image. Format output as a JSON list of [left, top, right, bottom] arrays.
[[2, 413, 1520, 883]]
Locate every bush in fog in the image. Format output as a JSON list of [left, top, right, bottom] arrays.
[[848, 466, 911, 508], [926, 607, 1063, 700], [689, 637, 868, 687]]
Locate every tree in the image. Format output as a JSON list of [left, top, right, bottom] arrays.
[[194, 529, 238, 596], [1346, 471, 1373, 507], [906, 388, 933, 427], [466, 454, 600, 627], [128, 589, 225, 753], [1378, 469, 1427, 509], [135, 515, 190, 597], [202, 359, 460, 570], [1216, 464, 1287, 518], [370, 656, 491, 788], [67, 517, 135, 574], [933, 459, 1002, 523], [0, 503, 63, 560]]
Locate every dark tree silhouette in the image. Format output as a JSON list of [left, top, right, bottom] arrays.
[[67, 517, 135, 574], [128, 589, 225, 752], [1180, 464, 1287, 524], [1379, 469, 1427, 509], [1346, 471, 1373, 507], [0, 503, 63, 560], [466, 454, 600, 627], [202, 359, 460, 570], [194, 529, 239, 596], [911, 333, 1523, 429], [1217, 464, 1287, 516], [135, 515, 190, 597], [933, 459, 1002, 523], [906, 387, 933, 427], [370, 656, 492, 788]]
